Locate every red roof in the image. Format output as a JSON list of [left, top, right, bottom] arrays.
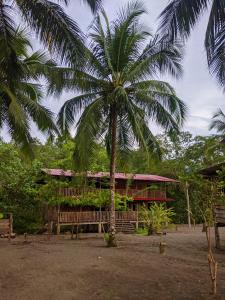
[[42, 169, 178, 183]]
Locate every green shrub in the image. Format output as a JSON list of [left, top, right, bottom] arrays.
[[140, 203, 175, 235], [135, 227, 148, 236]]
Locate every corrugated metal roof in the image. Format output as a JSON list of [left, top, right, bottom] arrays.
[[42, 168, 178, 183]]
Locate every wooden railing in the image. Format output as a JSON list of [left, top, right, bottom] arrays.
[[58, 187, 166, 199], [58, 211, 138, 224]]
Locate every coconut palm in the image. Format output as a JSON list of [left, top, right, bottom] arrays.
[[54, 1, 187, 246], [0, 1, 102, 152], [0, 0, 102, 66], [210, 109, 225, 134], [0, 28, 59, 156], [159, 0, 225, 87]]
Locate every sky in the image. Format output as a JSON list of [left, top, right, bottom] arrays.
[[2, 0, 225, 141]]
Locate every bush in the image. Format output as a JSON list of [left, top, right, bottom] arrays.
[[140, 203, 175, 235]]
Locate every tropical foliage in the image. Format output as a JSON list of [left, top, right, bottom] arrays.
[[0, 28, 59, 155], [159, 0, 225, 87], [140, 203, 175, 235], [0, 131, 225, 233], [0, 0, 101, 67]]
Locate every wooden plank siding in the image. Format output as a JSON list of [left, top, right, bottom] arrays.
[[214, 205, 225, 225], [214, 205, 225, 249]]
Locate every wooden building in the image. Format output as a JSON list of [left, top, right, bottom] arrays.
[[42, 168, 177, 234]]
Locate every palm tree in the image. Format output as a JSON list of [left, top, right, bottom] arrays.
[[54, 1, 187, 246], [159, 0, 225, 86], [210, 109, 225, 134], [0, 1, 102, 152], [0, 28, 59, 156], [0, 0, 102, 67]]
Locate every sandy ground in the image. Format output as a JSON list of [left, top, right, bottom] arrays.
[[0, 226, 225, 300]]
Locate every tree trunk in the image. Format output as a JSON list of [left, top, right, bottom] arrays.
[[108, 105, 117, 247]]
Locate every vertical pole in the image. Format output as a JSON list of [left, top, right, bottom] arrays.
[[71, 225, 74, 240], [57, 204, 60, 235], [186, 181, 191, 229], [136, 203, 139, 230], [99, 205, 102, 233], [215, 225, 220, 249], [8, 213, 13, 242], [98, 223, 102, 233]]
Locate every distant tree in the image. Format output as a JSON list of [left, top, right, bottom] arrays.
[[159, 0, 225, 87], [54, 2, 186, 246], [0, 142, 43, 233]]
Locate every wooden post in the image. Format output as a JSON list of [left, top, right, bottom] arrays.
[[159, 242, 167, 255], [47, 220, 53, 240], [8, 213, 13, 242], [76, 225, 79, 240], [98, 206, 102, 233], [215, 224, 220, 249], [185, 181, 191, 229], [57, 204, 60, 235], [136, 204, 139, 230], [98, 223, 102, 233], [71, 225, 74, 240]]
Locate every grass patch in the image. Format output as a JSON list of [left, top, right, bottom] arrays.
[[135, 227, 148, 236]]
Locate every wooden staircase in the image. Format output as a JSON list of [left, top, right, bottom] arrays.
[[115, 220, 135, 234]]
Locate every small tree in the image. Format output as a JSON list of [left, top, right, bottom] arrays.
[[140, 203, 175, 235]]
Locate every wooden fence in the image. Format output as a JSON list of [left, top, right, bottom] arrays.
[[58, 211, 138, 224]]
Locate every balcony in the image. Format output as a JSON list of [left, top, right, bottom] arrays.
[[58, 187, 167, 201]]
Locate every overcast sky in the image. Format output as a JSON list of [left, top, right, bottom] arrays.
[[2, 0, 224, 141]]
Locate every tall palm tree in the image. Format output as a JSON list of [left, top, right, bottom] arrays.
[[53, 1, 187, 246], [210, 109, 225, 134], [159, 0, 225, 87], [0, 1, 102, 67], [0, 28, 59, 156]]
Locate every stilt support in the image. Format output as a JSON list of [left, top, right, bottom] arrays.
[[215, 224, 220, 249]]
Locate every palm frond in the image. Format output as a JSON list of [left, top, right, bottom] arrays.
[[16, 0, 85, 65], [158, 0, 209, 40], [73, 97, 105, 170], [210, 108, 225, 133], [57, 93, 99, 132]]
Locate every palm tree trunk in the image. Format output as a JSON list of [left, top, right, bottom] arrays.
[[108, 105, 117, 247]]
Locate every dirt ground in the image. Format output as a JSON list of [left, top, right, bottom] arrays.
[[0, 226, 225, 300]]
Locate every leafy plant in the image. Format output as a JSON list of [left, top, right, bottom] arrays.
[[140, 203, 175, 235]]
